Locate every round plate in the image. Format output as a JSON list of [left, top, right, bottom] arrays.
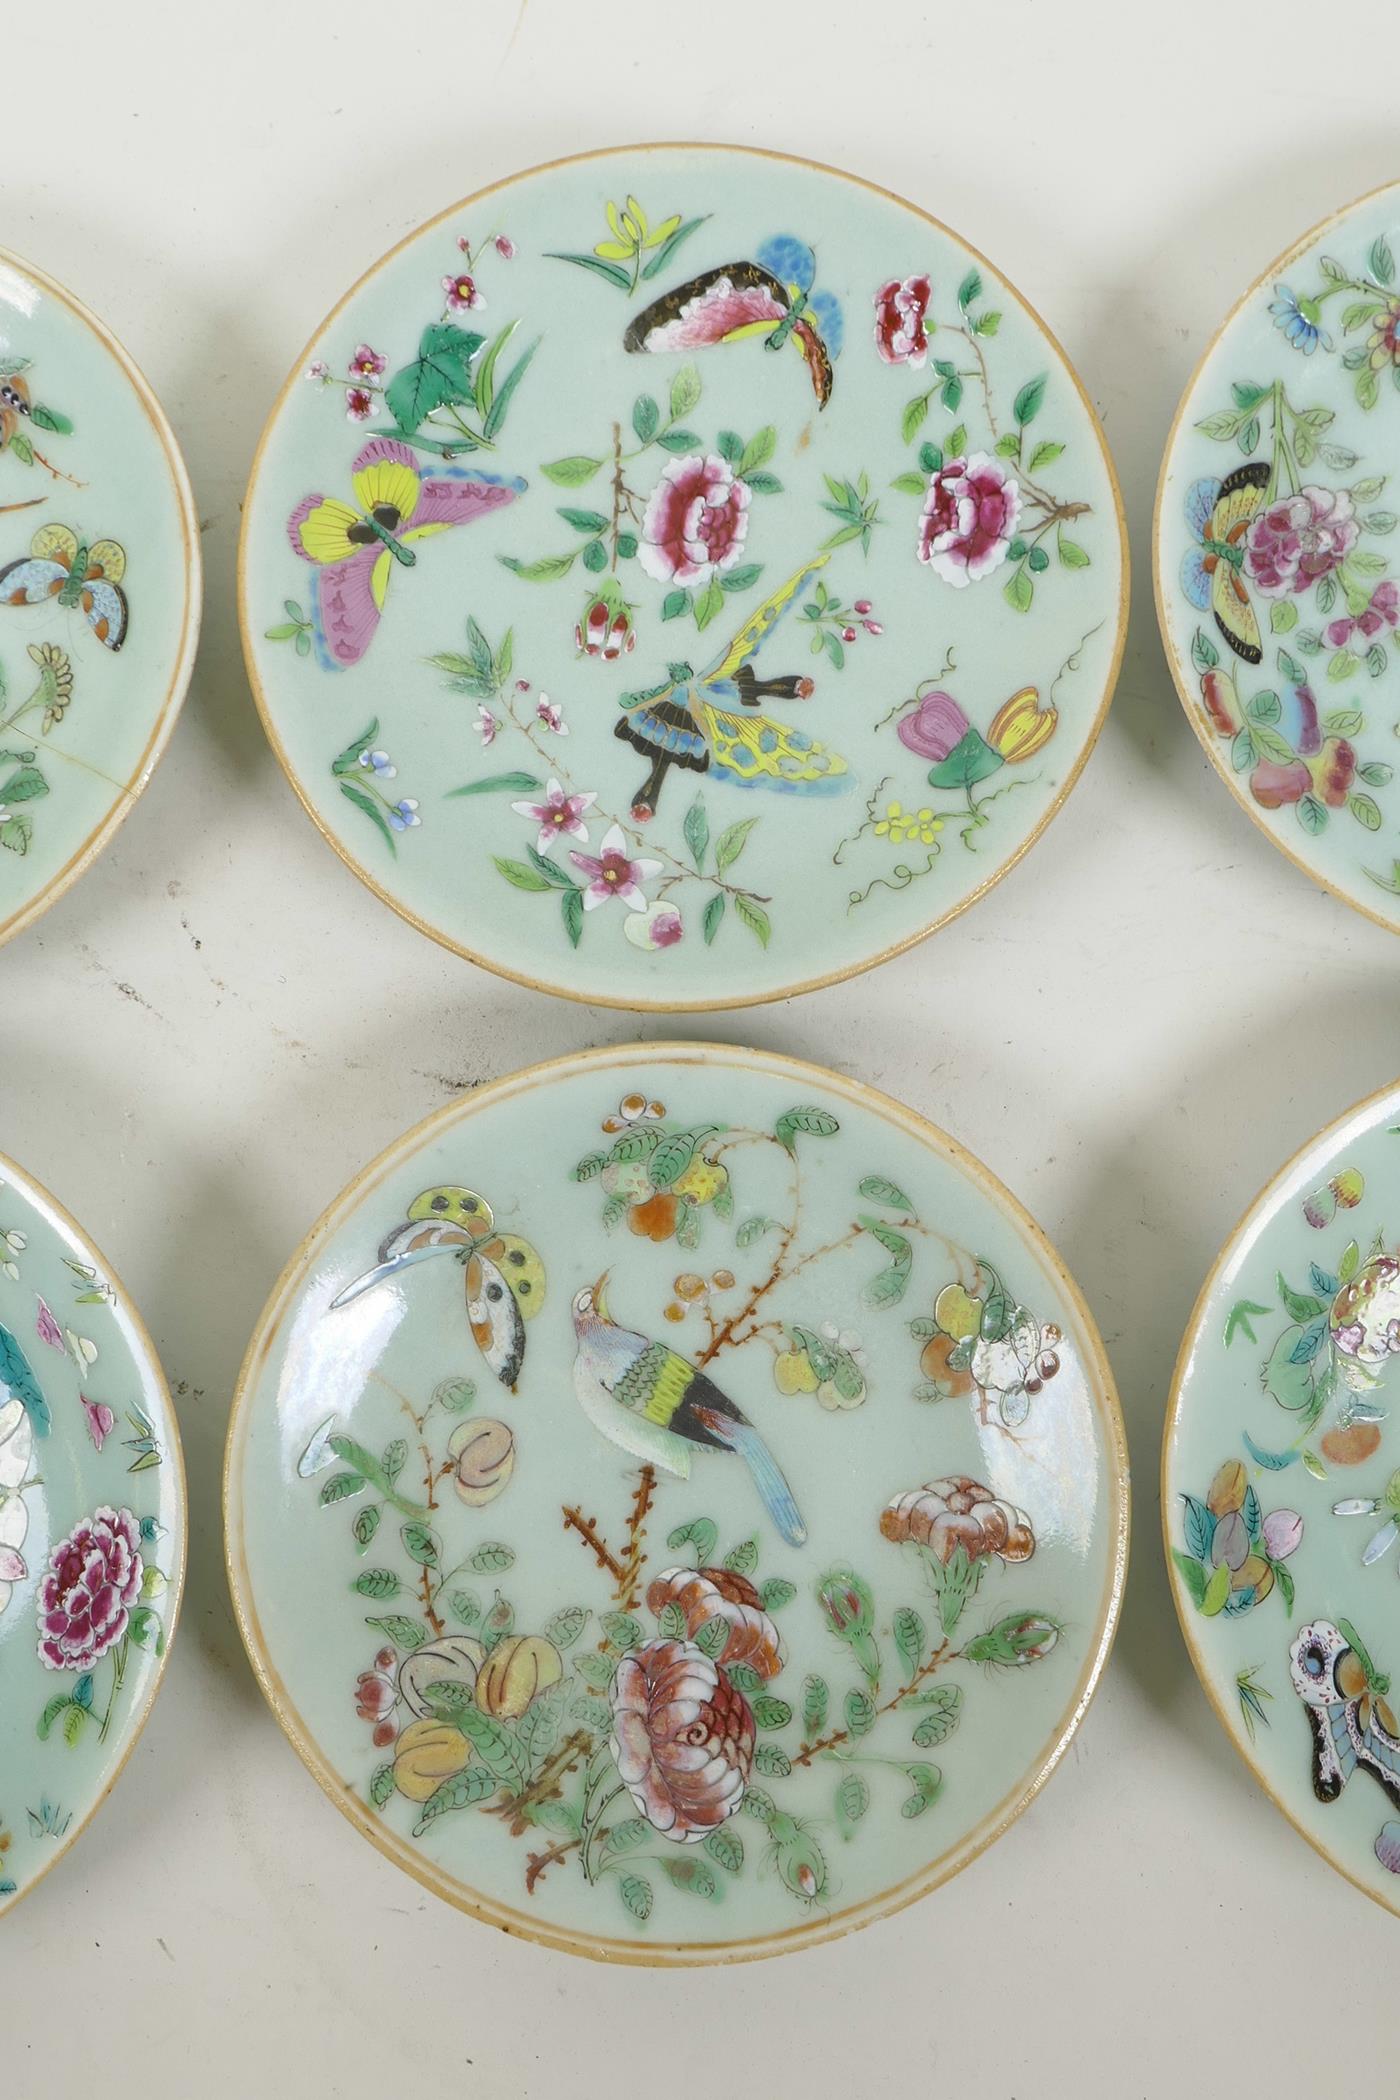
[[240, 145, 1127, 1009], [1156, 182, 1400, 931], [1164, 1075, 1400, 1916], [225, 1043, 1127, 1964], [0, 248, 200, 949], [0, 1152, 185, 1915]]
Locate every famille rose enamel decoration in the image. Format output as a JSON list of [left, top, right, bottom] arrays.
[[1166, 1078, 1400, 1917], [225, 1045, 1127, 1963], [0, 247, 199, 948], [240, 146, 1127, 1007], [0, 1151, 185, 1914], [1157, 183, 1400, 930]]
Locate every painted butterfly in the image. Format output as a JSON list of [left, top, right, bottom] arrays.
[[1290, 1617, 1400, 1810], [330, 1185, 545, 1391], [1181, 462, 1269, 666], [0, 523, 128, 650], [624, 236, 844, 408], [287, 437, 524, 669]]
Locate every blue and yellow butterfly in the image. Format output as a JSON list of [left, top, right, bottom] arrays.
[[615, 554, 849, 818], [0, 524, 128, 650], [1181, 461, 1269, 666], [624, 237, 844, 408], [288, 437, 524, 668]]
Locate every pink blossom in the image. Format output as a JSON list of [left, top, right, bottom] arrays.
[[897, 688, 972, 761], [349, 344, 387, 380], [1244, 486, 1359, 598], [355, 1666, 396, 1724], [638, 453, 751, 586], [536, 695, 567, 735], [917, 453, 1022, 586], [511, 778, 596, 852], [35, 1296, 62, 1351], [494, 234, 515, 259], [474, 705, 497, 748], [569, 823, 661, 911], [874, 275, 932, 366], [81, 1396, 115, 1452], [1326, 579, 1399, 647], [623, 900, 684, 950], [37, 1506, 143, 1671], [345, 387, 376, 422], [304, 359, 329, 381], [442, 271, 484, 313]]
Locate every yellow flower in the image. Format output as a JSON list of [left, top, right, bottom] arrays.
[[987, 686, 1057, 761], [874, 800, 943, 846]]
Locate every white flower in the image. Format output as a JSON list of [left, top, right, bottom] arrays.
[[475, 705, 497, 748], [536, 695, 568, 735]]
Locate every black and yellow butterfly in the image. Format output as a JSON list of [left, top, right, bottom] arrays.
[[0, 524, 128, 650], [1181, 462, 1269, 665], [1290, 1618, 1400, 1811], [624, 236, 843, 409]]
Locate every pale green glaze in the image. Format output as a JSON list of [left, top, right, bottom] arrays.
[[1166, 1078, 1400, 1915], [0, 1154, 184, 1917], [227, 1046, 1127, 1962], [0, 249, 199, 948], [241, 146, 1125, 1007], [1157, 182, 1400, 928]]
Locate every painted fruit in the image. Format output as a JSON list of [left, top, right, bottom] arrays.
[[1207, 1459, 1247, 1517], [919, 1330, 974, 1396], [476, 1634, 564, 1719], [393, 1717, 472, 1802], [934, 1283, 981, 1341], [397, 1634, 486, 1718], [1231, 1552, 1273, 1601], [628, 1193, 678, 1241], [1200, 669, 1239, 735], [447, 1418, 516, 1505], [674, 1157, 727, 1205], [773, 1349, 820, 1395], [1320, 1420, 1384, 1466]]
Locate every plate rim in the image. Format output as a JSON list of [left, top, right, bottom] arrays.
[[0, 244, 203, 954], [223, 1038, 1130, 1964], [1161, 1066, 1400, 1918], [0, 1145, 188, 1915], [237, 139, 1131, 1012], [1152, 177, 1400, 937]]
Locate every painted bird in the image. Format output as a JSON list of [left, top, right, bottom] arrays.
[[614, 554, 848, 820], [570, 1274, 807, 1546], [330, 1186, 545, 1390], [0, 1322, 48, 1437]]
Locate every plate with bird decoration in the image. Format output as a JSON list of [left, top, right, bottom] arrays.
[[0, 247, 200, 950], [1163, 1074, 1400, 1917], [1155, 181, 1400, 932], [224, 1043, 1128, 1963], [240, 144, 1127, 1008], [0, 1149, 185, 1916]]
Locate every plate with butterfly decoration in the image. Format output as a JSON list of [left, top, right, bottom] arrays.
[[1163, 1074, 1400, 1916], [1156, 181, 1400, 930], [0, 1149, 185, 1915], [239, 144, 1127, 1008], [0, 247, 200, 949], [224, 1042, 1127, 1963]]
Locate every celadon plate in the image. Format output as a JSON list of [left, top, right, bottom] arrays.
[[225, 1043, 1128, 1964], [240, 144, 1127, 1009], [1156, 182, 1400, 931], [1165, 1076, 1400, 1916], [0, 248, 200, 949], [0, 1151, 185, 1916]]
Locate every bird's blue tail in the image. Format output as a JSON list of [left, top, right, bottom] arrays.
[[729, 1420, 807, 1547]]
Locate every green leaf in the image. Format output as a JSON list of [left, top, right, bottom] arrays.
[[601, 1610, 642, 1652], [352, 1505, 381, 1551], [724, 1535, 759, 1577], [617, 1873, 653, 1922], [1171, 1548, 1209, 1609], [1372, 235, 1396, 285], [540, 454, 605, 487], [401, 1521, 440, 1568], [753, 1742, 791, 1777], [760, 1577, 796, 1611], [720, 562, 763, 594], [658, 1601, 687, 1640], [1201, 1561, 1231, 1616], [802, 1673, 829, 1737], [545, 250, 633, 290], [835, 1772, 869, 1835], [1028, 439, 1064, 471], [893, 1606, 926, 1680], [632, 393, 660, 444], [683, 795, 709, 871], [957, 268, 982, 309], [667, 1516, 718, 1563], [370, 1763, 396, 1808], [704, 1825, 744, 1872], [910, 1684, 962, 1745], [497, 551, 579, 583], [844, 1687, 876, 1737], [776, 1105, 840, 1151], [446, 772, 543, 798], [353, 1568, 400, 1599], [412, 1762, 499, 1833], [320, 1470, 366, 1504], [338, 781, 396, 854], [1013, 374, 1048, 424], [714, 816, 758, 873], [693, 575, 725, 630], [702, 892, 725, 945], [557, 507, 609, 535], [466, 1541, 515, 1573], [1003, 566, 1034, 613], [668, 363, 702, 420], [1350, 792, 1383, 831], [447, 1590, 481, 1625], [481, 337, 537, 439], [734, 894, 771, 947], [455, 1705, 529, 1791], [365, 1615, 428, 1650], [739, 426, 776, 476], [860, 1174, 913, 1212], [493, 856, 553, 893]]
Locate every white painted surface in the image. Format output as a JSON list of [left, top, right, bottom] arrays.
[[4, 1, 1397, 2090]]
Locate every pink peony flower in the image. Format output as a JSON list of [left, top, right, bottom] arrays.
[[874, 274, 932, 366], [349, 344, 387, 380], [1243, 486, 1359, 598], [511, 778, 596, 852], [442, 272, 484, 313], [569, 823, 661, 911], [609, 1638, 754, 1841], [897, 688, 972, 762], [345, 387, 376, 422], [917, 453, 1022, 586], [638, 453, 751, 586], [37, 1506, 143, 1671]]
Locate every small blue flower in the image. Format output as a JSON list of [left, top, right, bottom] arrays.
[[357, 747, 396, 780], [1269, 283, 1330, 355], [388, 798, 421, 832]]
